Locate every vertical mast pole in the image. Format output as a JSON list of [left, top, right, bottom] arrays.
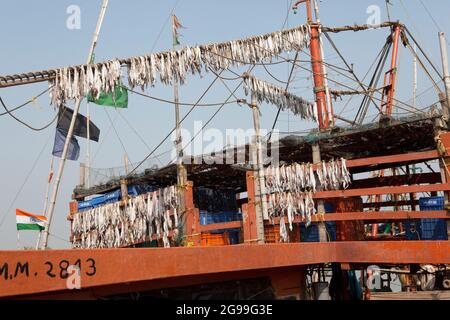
[[439, 32, 450, 119], [251, 92, 266, 243], [413, 44, 417, 109], [172, 15, 187, 213], [294, 0, 329, 241], [384, 24, 401, 115], [39, 0, 110, 249], [86, 0, 109, 189], [312, 0, 334, 127], [35, 157, 54, 249], [294, 0, 333, 130]]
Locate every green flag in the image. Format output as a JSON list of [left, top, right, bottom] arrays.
[[87, 85, 128, 108]]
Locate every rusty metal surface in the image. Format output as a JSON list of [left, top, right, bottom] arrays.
[[1, 241, 449, 299], [266, 210, 450, 224], [314, 183, 450, 198]]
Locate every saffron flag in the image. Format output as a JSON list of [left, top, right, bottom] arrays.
[[52, 128, 80, 161], [172, 15, 184, 46], [57, 106, 100, 142], [87, 85, 128, 108], [16, 209, 47, 231]]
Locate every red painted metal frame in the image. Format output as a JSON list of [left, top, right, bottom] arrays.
[[243, 171, 259, 244], [351, 172, 441, 189], [1, 241, 449, 299], [314, 183, 450, 198], [199, 221, 242, 232], [266, 211, 449, 224], [296, 0, 333, 129], [345, 150, 439, 169], [382, 24, 402, 115], [363, 200, 419, 208]]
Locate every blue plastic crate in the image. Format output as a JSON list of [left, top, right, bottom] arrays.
[[300, 222, 337, 242], [420, 218, 448, 240], [300, 224, 320, 242], [199, 211, 242, 243], [77, 200, 93, 211], [104, 189, 121, 203], [91, 195, 106, 207], [404, 197, 448, 240], [299, 201, 337, 242], [419, 196, 445, 211], [228, 231, 240, 244]]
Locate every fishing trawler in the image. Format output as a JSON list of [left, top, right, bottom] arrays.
[[0, 0, 449, 300]]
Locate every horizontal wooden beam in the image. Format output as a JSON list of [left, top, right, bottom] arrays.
[[345, 150, 439, 169], [351, 172, 441, 189], [314, 183, 450, 199], [199, 221, 243, 232], [363, 200, 419, 208], [1, 241, 449, 299], [265, 211, 450, 224]]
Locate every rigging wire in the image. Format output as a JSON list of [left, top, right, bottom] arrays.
[[87, 0, 184, 172], [49, 231, 71, 244], [0, 131, 53, 230], [323, 32, 384, 118], [171, 65, 256, 164], [268, 51, 299, 141], [115, 109, 165, 166], [262, 63, 289, 85], [0, 86, 52, 117], [124, 87, 243, 106], [149, 0, 183, 52], [103, 108, 131, 162], [418, 0, 444, 35], [0, 96, 57, 131], [338, 39, 389, 118], [91, 110, 120, 164], [126, 69, 227, 177]]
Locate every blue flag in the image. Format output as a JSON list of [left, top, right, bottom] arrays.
[[52, 128, 80, 161]]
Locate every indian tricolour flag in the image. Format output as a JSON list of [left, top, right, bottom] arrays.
[[16, 209, 46, 231]]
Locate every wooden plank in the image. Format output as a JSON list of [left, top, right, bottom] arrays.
[[199, 221, 242, 232], [314, 183, 450, 199], [370, 291, 450, 300], [345, 150, 439, 169], [351, 172, 441, 189], [265, 210, 450, 224], [363, 200, 419, 208], [1, 241, 449, 299]]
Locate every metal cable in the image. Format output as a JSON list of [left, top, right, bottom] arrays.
[[0, 131, 54, 230], [173, 65, 256, 164], [268, 51, 299, 141], [0, 96, 57, 131], [125, 86, 243, 106], [0, 86, 51, 116], [126, 69, 226, 176], [103, 108, 130, 162], [115, 109, 165, 166]]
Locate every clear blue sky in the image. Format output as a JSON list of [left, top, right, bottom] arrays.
[[1, 0, 449, 249]]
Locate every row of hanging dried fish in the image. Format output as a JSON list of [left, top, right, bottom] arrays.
[[243, 74, 316, 121], [263, 158, 351, 242], [264, 158, 351, 194], [267, 191, 316, 229], [71, 185, 178, 249], [49, 24, 310, 106]]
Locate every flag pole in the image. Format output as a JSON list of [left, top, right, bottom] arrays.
[[39, 0, 110, 249], [86, 0, 109, 189], [35, 156, 54, 249], [172, 15, 187, 213]]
